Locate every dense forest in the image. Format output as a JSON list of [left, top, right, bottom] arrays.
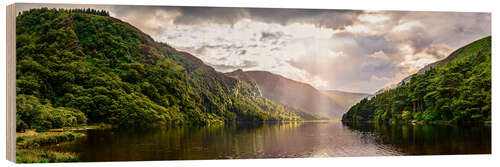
[[15, 8, 322, 131], [342, 36, 491, 123]]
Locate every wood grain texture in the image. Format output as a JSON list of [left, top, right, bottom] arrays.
[[6, 3, 17, 163]]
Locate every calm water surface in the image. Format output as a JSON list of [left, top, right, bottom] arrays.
[[44, 122, 490, 161]]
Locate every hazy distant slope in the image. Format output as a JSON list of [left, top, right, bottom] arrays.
[[321, 90, 370, 109], [227, 70, 347, 119]]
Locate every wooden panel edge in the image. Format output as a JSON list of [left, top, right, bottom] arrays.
[[6, 3, 17, 163]]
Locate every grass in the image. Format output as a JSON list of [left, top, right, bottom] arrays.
[[16, 131, 85, 149], [16, 131, 85, 163], [16, 149, 79, 163]]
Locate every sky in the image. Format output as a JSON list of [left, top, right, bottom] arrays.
[[17, 4, 491, 93]]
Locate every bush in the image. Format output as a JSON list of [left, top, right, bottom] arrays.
[[412, 112, 422, 120], [17, 95, 87, 131], [401, 111, 411, 121], [16, 137, 25, 143], [34, 126, 47, 133]]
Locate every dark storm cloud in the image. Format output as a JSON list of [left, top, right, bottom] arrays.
[[94, 5, 362, 30], [247, 8, 361, 29], [107, 6, 248, 26], [106, 6, 364, 33], [170, 7, 248, 25]]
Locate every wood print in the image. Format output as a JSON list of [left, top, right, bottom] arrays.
[[6, 3, 491, 163]]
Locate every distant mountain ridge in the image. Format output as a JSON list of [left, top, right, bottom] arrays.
[[227, 70, 370, 119]]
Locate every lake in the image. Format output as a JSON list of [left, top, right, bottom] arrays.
[[44, 121, 491, 162]]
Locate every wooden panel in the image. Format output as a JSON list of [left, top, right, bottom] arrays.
[[6, 3, 17, 163]]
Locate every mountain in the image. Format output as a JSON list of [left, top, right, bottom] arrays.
[[342, 36, 491, 123], [226, 70, 348, 119], [321, 90, 371, 109], [372, 39, 485, 96], [15, 8, 321, 130]]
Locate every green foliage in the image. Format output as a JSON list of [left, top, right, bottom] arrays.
[[16, 8, 319, 129], [15, 132, 85, 163], [16, 149, 80, 163], [16, 132, 84, 149], [401, 111, 411, 121], [342, 36, 491, 124], [17, 95, 87, 131]]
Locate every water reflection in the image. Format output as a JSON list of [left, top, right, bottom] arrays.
[[343, 122, 491, 155], [44, 121, 490, 162]]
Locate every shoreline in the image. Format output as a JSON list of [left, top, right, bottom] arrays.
[[341, 120, 491, 126], [16, 131, 86, 163]]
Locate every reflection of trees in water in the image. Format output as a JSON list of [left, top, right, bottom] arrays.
[[342, 122, 491, 155], [99, 122, 315, 159], [219, 121, 313, 158]]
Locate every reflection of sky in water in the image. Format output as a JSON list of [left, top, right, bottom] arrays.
[[307, 123, 402, 158]]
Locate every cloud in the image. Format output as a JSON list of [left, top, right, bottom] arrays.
[[392, 21, 424, 32], [247, 8, 361, 29], [170, 7, 248, 25], [110, 6, 362, 35], [137, 8, 490, 93]]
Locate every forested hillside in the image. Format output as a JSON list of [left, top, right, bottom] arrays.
[[15, 8, 321, 131], [342, 36, 491, 123]]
